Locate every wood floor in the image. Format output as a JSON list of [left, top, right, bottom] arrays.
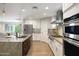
[[27, 40, 54, 56]]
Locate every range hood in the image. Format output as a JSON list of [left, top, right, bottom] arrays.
[[51, 10, 63, 24]]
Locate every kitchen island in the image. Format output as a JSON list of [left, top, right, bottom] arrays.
[[0, 34, 32, 56]]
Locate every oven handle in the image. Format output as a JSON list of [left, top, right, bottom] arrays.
[[64, 37, 79, 47]]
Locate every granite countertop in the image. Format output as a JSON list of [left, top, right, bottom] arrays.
[[53, 37, 63, 44], [0, 34, 32, 42], [49, 35, 63, 44]]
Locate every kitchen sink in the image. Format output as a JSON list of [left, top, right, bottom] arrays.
[[17, 36, 27, 38]]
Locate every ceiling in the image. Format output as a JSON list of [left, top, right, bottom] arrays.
[[0, 3, 62, 21]]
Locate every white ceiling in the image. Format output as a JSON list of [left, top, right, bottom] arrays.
[[0, 3, 62, 21]]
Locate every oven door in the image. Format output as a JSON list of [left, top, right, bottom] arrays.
[[64, 38, 79, 56], [64, 22, 79, 40]]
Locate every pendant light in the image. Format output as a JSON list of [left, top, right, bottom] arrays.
[[2, 3, 6, 16]]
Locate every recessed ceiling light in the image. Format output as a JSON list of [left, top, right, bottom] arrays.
[[3, 13, 6, 16], [45, 7, 49, 10], [22, 9, 26, 12], [2, 10, 6, 16], [44, 13, 46, 16]]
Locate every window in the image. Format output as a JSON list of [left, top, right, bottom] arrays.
[[5, 24, 22, 33], [5, 24, 15, 33]]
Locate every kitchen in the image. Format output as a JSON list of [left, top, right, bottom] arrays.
[[0, 3, 63, 56]]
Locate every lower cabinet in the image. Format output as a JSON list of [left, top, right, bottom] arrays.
[[22, 35, 32, 56], [54, 40, 63, 56], [49, 38, 63, 56], [64, 40, 79, 56]]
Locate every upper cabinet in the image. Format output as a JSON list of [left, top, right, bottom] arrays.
[[63, 3, 79, 19], [63, 3, 74, 12]]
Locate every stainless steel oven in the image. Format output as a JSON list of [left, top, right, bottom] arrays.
[[65, 23, 79, 40], [64, 13, 79, 56], [64, 38, 79, 56], [64, 13, 79, 40]]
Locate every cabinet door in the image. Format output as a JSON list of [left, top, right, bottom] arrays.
[[52, 40, 58, 55], [22, 39, 30, 56], [49, 39, 56, 55], [49, 38, 63, 56], [55, 40, 63, 56]]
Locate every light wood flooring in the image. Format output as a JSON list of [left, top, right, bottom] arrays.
[[27, 40, 54, 56]]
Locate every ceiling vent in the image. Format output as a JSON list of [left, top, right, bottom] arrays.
[[32, 6, 38, 9]]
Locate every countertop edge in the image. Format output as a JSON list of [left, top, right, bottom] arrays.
[[0, 34, 32, 42]]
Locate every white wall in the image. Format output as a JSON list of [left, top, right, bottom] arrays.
[[0, 23, 5, 33], [39, 18, 52, 43], [26, 19, 40, 29], [63, 3, 79, 19], [0, 16, 22, 22], [40, 18, 50, 43], [0, 16, 23, 33]]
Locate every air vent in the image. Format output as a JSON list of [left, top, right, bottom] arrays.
[[32, 6, 38, 9]]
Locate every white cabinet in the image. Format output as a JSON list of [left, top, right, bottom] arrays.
[[63, 3, 74, 12], [52, 40, 57, 55], [49, 37, 63, 56], [54, 39, 63, 56], [63, 3, 79, 19]]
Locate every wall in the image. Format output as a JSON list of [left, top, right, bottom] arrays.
[[0, 16, 22, 33], [40, 18, 51, 43], [0, 23, 5, 33], [24, 19, 40, 29]]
